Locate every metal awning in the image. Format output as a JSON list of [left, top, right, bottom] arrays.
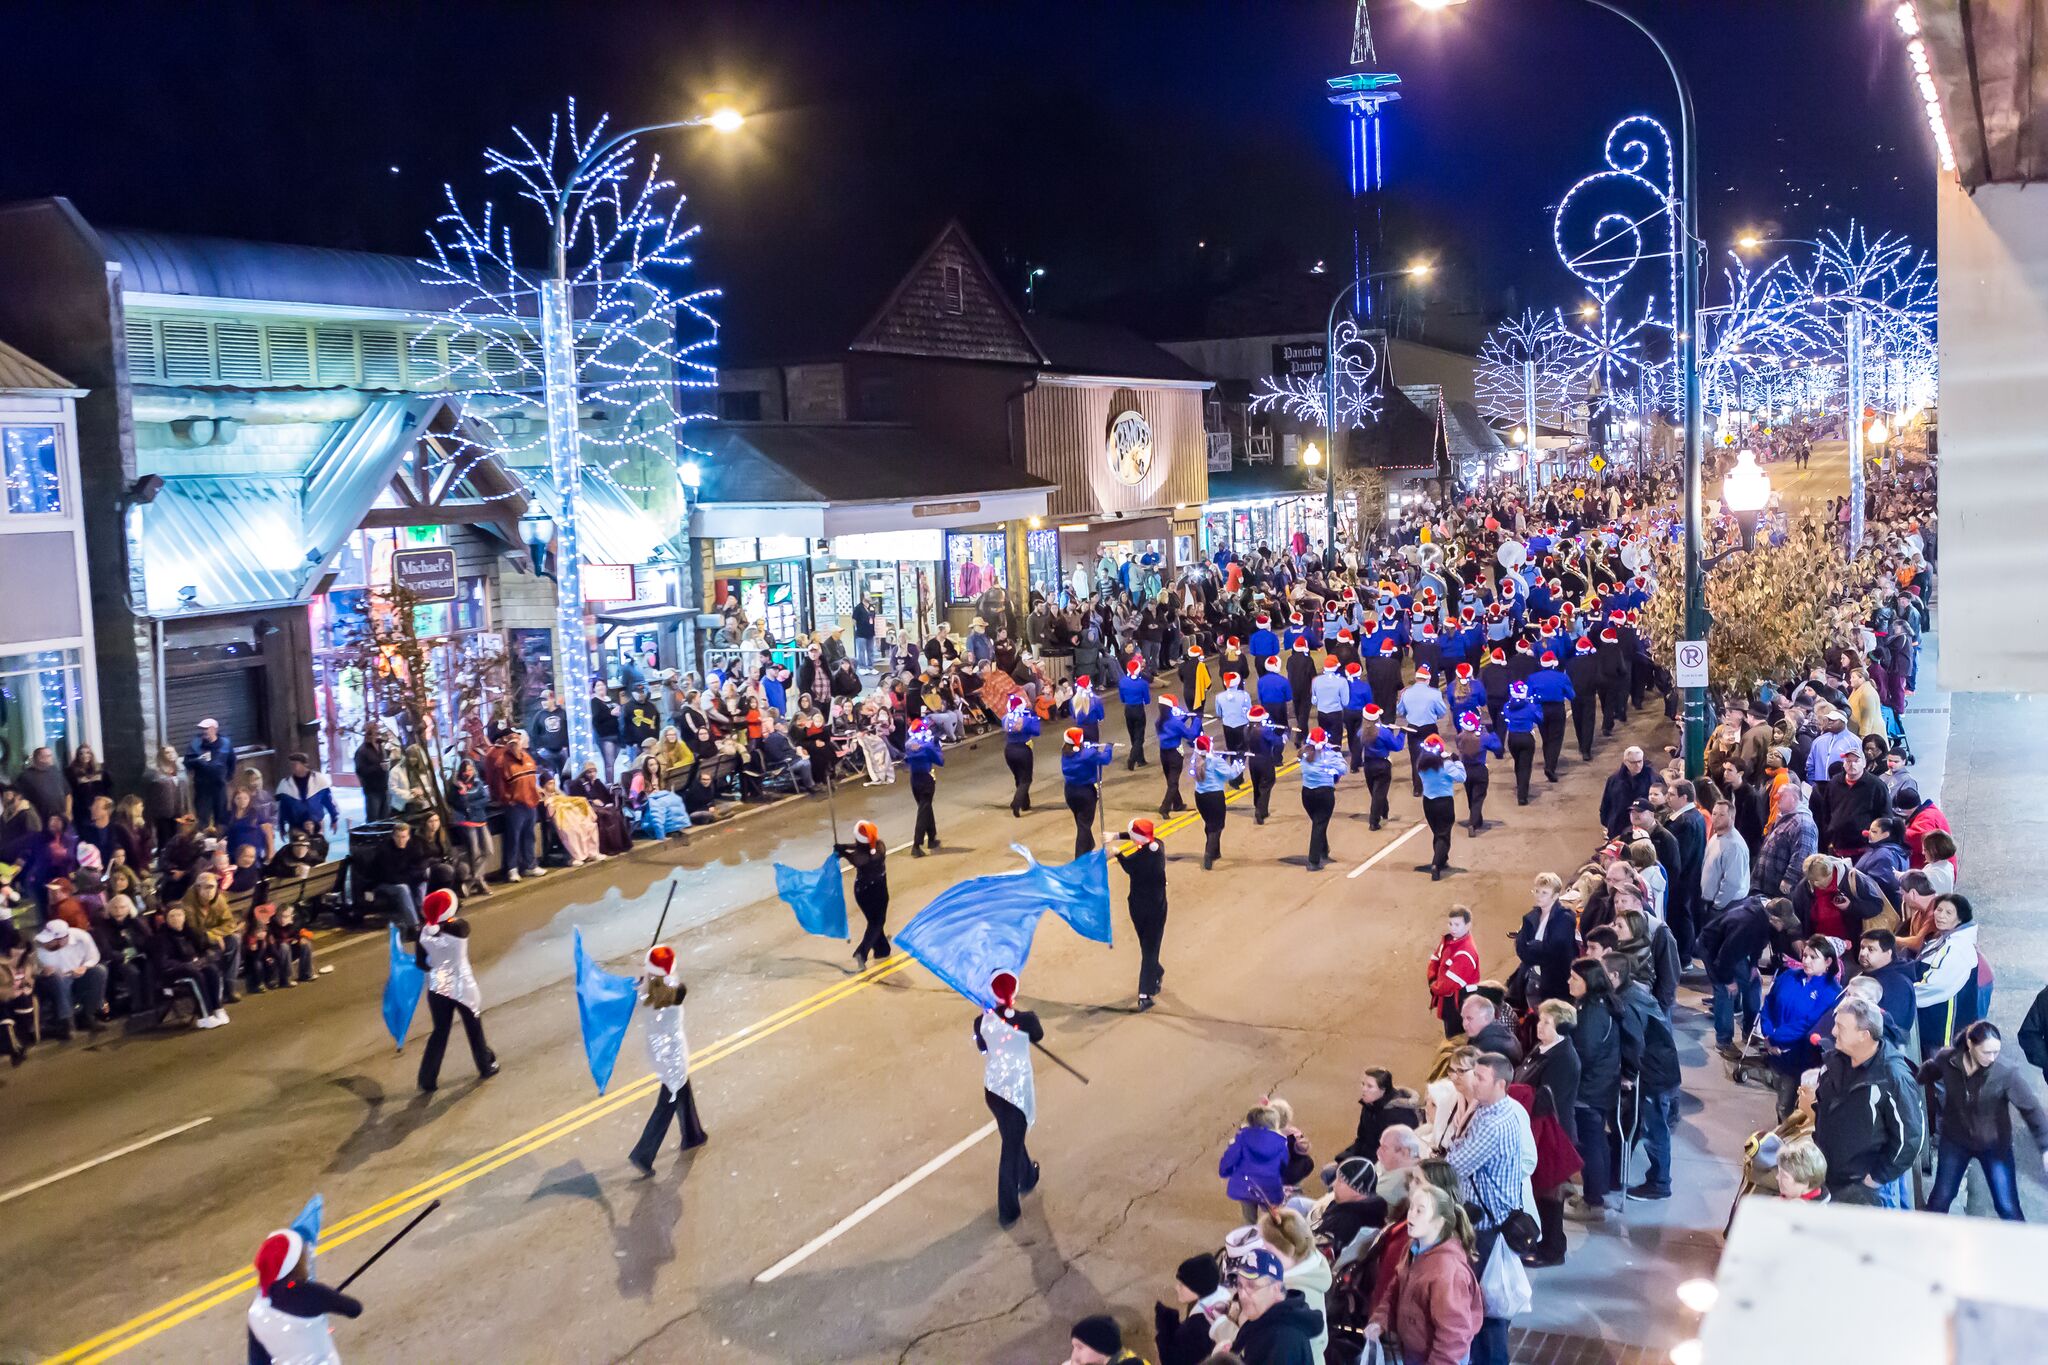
[[140, 478, 309, 615], [519, 465, 678, 568]]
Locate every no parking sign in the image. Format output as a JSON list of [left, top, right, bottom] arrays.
[[1674, 640, 1708, 688]]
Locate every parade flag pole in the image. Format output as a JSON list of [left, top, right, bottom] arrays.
[[335, 1199, 441, 1292], [646, 879, 679, 952], [1032, 1039, 1091, 1085], [825, 757, 841, 845]]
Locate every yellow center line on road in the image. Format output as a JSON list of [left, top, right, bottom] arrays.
[[59, 750, 1313, 1362], [52, 955, 910, 1364]]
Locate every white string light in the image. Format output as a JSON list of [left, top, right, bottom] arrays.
[[1895, 3, 1957, 174]]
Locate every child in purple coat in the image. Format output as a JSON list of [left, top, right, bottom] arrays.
[[1217, 1102, 1290, 1222]]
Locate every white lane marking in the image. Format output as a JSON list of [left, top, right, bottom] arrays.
[[1348, 822, 1427, 879], [754, 1121, 999, 1282], [0, 1116, 214, 1206]]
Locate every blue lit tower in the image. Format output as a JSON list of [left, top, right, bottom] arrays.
[[1327, 0, 1401, 317]]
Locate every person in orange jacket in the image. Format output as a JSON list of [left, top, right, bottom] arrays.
[[1426, 904, 1481, 1040]]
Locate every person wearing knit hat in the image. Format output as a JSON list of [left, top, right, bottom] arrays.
[[903, 717, 945, 856], [1154, 1254, 1230, 1365], [1190, 733, 1246, 872], [975, 969, 1044, 1228], [1115, 819, 1169, 1009], [1061, 728, 1117, 859], [246, 1224, 362, 1364], [628, 944, 708, 1175], [1066, 1313, 1132, 1365], [1001, 691, 1041, 818], [832, 820, 892, 971], [413, 889, 497, 1093], [1117, 655, 1153, 771]]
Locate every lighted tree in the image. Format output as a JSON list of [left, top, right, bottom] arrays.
[[1476, 309, 1578, 430]]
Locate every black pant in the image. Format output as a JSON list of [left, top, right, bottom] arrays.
[[419, 993, 494, 1090], [1342, 710, 1365, 770], [1291, 696, 1313, 746], [1539, 702, 1567, 779], [1123, 706, 1148, 766], [194, 782, 229, 830], [1129, 898, 1166, 998], [1066, 784, 1098, 857], [1222, 724, 1248, 755], [986, 1090, 1035, 1223], [1508, 731, 1536, 802], [1302, 785, 1336, 869], [1005, 743, 1034, 815], [1572, 698, 1598, 760], [163, 962, 223, 1016], [854, 882, 890, 963], [1601, 677, 1629, 732], [1158, 747, 1186, 815], [911, 773, 938, 849], [1465, 765, 1490, 830], [630, 1079, 708, 1167], [1405, 728, 1433, 795], [1317, 710, 1344, 755], [1423, 795, 1455, 871], [361, 786, 390, 824], [1196, 788, 1227, 865], [1364, 763, 1393, 828], [1250, 760, 1276, 823]]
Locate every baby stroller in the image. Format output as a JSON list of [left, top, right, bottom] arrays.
[[1881, 705, 1915, 765], [1723, 1013, 1779, 1088]]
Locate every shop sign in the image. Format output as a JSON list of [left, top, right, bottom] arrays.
[[1271, 339, 1327, 380], [1106, 409, 1154, 486], [391, 547, 457, 602], [912, 499, 981, 518], [583, 562, 636, 602], [757, 535, 809, 561], [712, 537, 759, 566], [829, 529, 946, 561]]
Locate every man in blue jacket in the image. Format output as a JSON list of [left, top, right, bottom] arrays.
[[1117, 657, 1152, 770], [1526, 650, 1577, 783], [1213, 671, 1253, 754], [1060, 727, 1115, 857], [1255, 657, 1292, 739], [1154, 696, 1201, 818], [1247, 613, 1280, 673], [904, 720, 944, 856], [1246, 705, 1289, 825], [1500, 679, 1543, 805]]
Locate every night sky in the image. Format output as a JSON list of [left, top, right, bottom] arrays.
[[2, 1, 1936, 360]]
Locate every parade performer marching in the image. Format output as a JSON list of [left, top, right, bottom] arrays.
[[1566, 634, 1603, 761], [1413, 735, 1467, 882], [1453, 710, 1503, 835], [628, 945, 709, 1176], [1284, 638, 1317, 744], [1397, 664, 1449, 797], [1214, 670, 1253, 755], [1190, 734, 1245, 871], [1528, 649, 1577, 782], [1002, 693, 1040, 818], [1118, 656, 1152, 769], [904, 718, 944, 856], [1061, 728, 1115, 858], [414, 889, 496, 1093], [832, 820, 892, 969], [1500, 679, 1542, 805], [1359, 703, 1405, 831], [1341, 660, 1370, 771], [1072, 674, 1106, 743], [248, 1225, 362, 1364], [1155, 695, 1201, 818], [1246, 704, 1288, 825], [1310, 653, 1348, 755], [1114, 819, 1169, 1008], [975, 970, 1043, 1227], [1298, 727, 1348, 872]]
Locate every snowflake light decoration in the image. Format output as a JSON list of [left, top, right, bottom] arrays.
[[1249, 321, 1384, 429]]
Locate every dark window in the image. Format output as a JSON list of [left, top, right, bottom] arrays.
[[718, 390, 763, 422], [941, 264, 965, 315]]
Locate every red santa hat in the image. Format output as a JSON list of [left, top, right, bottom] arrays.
[[1188, 644, 1205, 659], [253, 1229, 305, 1295], [1345, 660, 1362, 676], [1609, 610, 1627, 624], [1126, 657, 1144, 675], [1378, 639, 1399, 656], [1228, 635, 1242, 648], [1460, 606, 1477, 623], [1292, 638, 1309, 652], [1515, 638, 1534, 654], [1064, 726, 1086, 746], [1540, 650, 1559, 667], [1362, 703, 1384, 720], [1248, 705, 1269, 722], [1337, 628, 1354, 642], [1289, 612, 1305, 625], [1256, 614, 1272, 627], [1266, 655, 1282, 669], [1308, 726, 1328, 745], [1601, 627, 1621, 643], [1007, 693, 1027, 710], [1160, 694, 1181, 710], [1195, 734, 1212, 752], [1490, 647, 1507, 664], [1419, 622, 1439, 639], [1127, 818, 1156, 840], [1322, 656, 1339, 672], [1420, 587, 1438, 603], [1223, 671, 1241, 685], [989, 970, 1019, 1008], [1544, 616, 1561, 633], [1575, 637, 1596, 655], [1625, 609, 1641, 624], [855, 819, 881, 849], [1421, 733, 1446, 751], [422, 888, 457, 925], [1414, 664, 1434, 679], [1342, 586, 1358, 601], [1075, 674, 1093, 689], [1455, 662, 1474, 680], [645, 945, 680, 986]]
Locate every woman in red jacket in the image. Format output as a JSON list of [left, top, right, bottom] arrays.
[[1364, 1182, 1484, 1365]]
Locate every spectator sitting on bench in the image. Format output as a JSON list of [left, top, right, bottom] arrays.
[[227, 842, 265, 896], [682, 766, 726, 825], [150, 902, 229, 1029], [760, 717, 818, 794], [34, 920, 108, 1039], [267, 830, 319, 881], [97, 892, 156, 1017], [273, 903, 318, 983], [242, 902, 292, 993], [369, 821, 429, 929]]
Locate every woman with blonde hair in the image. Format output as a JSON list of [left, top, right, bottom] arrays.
[[1364, 1182, 1483, 1364], [142, 744, 192, 845], [1255, 1203, 1333, 1364], [539, 771, 602, 866]]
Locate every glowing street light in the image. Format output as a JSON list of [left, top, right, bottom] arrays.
[[706, 106, 745, 134], [1301, 441, 1324, 468], [1722, 446, 1771, 550], [1866, 416, 1891, 446]]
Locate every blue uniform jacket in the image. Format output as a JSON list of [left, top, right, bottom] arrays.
[[1117, 674, 1151, 706], [1526, 668, 1576, 704], [1362, 726, 1406, 763], [1456, 730, 1505, 768], [1072, 690, 1105, 725], [1309, 672, 1349, 713], [1256, 672, 1292, 710], [1252, 723, 1290, 763], [1501, 697, 1542, 733], [1003, 712, 1041, 743], [1157, 708, 1202, 751], [1193, 752, 1246, 793], [905, 735, 945, 777], [1247, 628, 1280, 661], [1299, 747, 1348, 789], [1345, 676, 1373, 711], [1446, 680, 1490, 718], [1419, 758, 1468, 799], [1213, 687, 1252, 728], [1061, 744, 1114, 786]]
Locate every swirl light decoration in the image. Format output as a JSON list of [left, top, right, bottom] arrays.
[[1550, 115, 1680, 399]]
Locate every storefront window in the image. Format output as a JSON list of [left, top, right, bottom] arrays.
[[2, 426, 64, 516], [945, 530, 1006, 604], [0, 647, 82, 779], [1024, 528, 1059, 600]]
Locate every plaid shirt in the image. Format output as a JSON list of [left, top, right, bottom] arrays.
[[1447, 1096, 1534, 1229], [1753, 808, 1817, 897]]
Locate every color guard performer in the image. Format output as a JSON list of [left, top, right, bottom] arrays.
[[975, 970, 1043, 1227], [413, 889, 496, 1093], [628, 945, 708, 1175], [1114, 819, 1169, 1009], [248, 1225, 361, 1364], [833, 820, 892, 969]]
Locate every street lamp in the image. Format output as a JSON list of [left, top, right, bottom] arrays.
[[1866, 416, 1891, 447], [537, 104, 741, 764], [1721, 446, 1771, 551], [1318, 261, 1434, 566], [1411, 0, 1707, 775], [1026, 266, 1046, 311], [1301, 441, 1323, 468]]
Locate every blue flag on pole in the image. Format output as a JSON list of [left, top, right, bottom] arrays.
[[572, 928, 639, 1095], [290, 1192, 325, 1272], [381, 923, 424, 1052], [897, 846, 1115, 1007], [775, 851, 848, 939]]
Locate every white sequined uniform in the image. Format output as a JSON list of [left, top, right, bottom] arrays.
[[980, 1009, 1035, 1126], [420, 925, 481, 1014], [644, 1000, 690, 1095], [247, 1294, 341, 1365]]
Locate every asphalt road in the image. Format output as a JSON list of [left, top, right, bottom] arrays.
[[1, 695, 1676, 1364]]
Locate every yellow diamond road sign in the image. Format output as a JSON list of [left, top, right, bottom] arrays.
[[1589, 455, 1606, 472]]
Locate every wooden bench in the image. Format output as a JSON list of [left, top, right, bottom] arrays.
[[263, 860, 345, 925]]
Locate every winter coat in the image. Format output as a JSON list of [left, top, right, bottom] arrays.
[[1698, 896, 1775, 986], [1231, 1288, 1324, 1365], [1813, 1041, 1925, 1191], [1913, 922, 1983, 1053], [1570, 994, 1623, 1111], [1602, 767, 1652, 839], [1614, 981, 1681, 1094], [2020, 983, 2048, 1080], [1760, 968, 1842, 1077], [1513, 903, 1578, 1002], [1337, 1089, 1426, 1166], [1517, 1039, 1582, 1124], [1918, 1045, 2048, 1154], [1371, 1237, 1483, 1365], [1218, 1124, 1291, 1205]]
